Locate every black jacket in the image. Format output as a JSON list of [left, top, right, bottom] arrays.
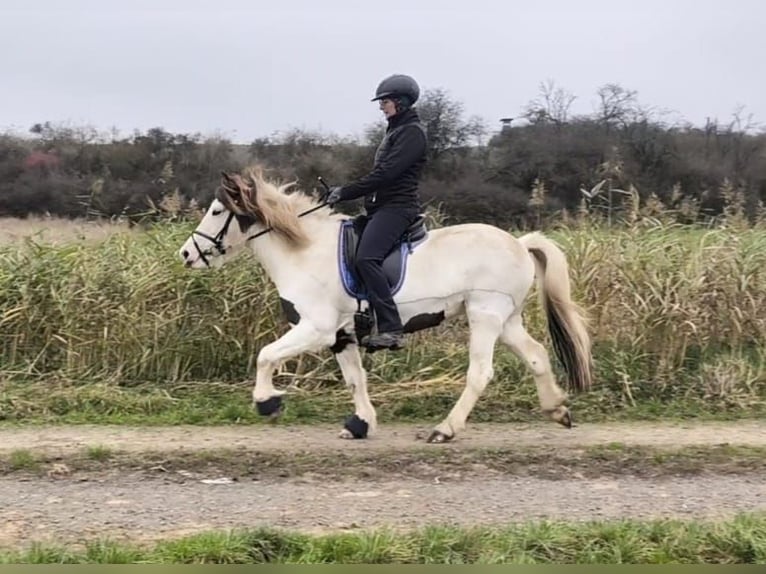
[[338, 107, 427, 214]]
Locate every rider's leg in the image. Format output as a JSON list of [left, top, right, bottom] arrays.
[[355, 208, 417, 344]]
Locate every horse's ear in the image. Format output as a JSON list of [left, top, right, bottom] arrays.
[[220, 171, 241, 201], [220, 171, 235, 187], [240, 174, 258, 206]]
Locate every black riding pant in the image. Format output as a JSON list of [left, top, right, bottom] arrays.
[[355, 207, 419, 333]]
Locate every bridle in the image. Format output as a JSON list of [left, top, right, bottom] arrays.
[[188, 178, 332, 267], [189, 210, 236, 268]]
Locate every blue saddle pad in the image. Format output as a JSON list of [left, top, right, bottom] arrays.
[[337, 215, 428, 300]]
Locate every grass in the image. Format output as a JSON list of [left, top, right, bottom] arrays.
[[8, 448, 38, 471], [1, 377, 763, 426], [84, 444, 113, 461], [1, 214, 765, 425], [1, 513, 764, 563]]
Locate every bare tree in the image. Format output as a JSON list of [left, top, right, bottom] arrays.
[[595, 83, 642, 130], [416, 87, 487, 162], [523, 79, 577, 126]]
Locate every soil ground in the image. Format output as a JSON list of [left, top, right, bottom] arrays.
[[1, 420, 764, 549]]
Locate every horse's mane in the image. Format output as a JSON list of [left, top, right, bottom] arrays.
[[216, 166, 331, 249]]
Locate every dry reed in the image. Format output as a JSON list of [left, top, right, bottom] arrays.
[[1, 196, 765, 411]]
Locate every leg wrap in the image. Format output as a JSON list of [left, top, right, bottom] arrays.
[[343, 414, 369, 439], [256, 395, 282, 416]]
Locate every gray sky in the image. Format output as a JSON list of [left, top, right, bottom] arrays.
[[1, 0, 763, 143]]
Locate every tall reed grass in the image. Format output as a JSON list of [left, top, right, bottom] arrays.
[[1, 201, 765, 412]]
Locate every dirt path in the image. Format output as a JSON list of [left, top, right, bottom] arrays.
[[1, 419, 764, 456], [1, 421, 765, 550], [3, 472, 764, 549]]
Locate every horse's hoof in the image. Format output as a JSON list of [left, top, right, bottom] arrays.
[[427, 430, 453, 443], [255, 395, 283, 417], [267, 409, 282, 423], [556, 409, 574, 429], [545, 405, 574, 429]]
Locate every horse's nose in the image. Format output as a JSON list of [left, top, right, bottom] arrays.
[[182, 249, 189, 259]]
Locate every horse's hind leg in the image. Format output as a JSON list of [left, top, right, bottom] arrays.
[[500, 313, 571, 427], [428, 301, 505, 443]]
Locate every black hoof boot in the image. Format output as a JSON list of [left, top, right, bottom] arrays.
[[343, 414, 369, 439], [255, 395, 283, 417], [427, 430, 453, 443]]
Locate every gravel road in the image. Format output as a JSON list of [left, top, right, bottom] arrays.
[[1, 420, 764, 549]]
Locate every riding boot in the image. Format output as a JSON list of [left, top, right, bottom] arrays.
[[362, 330, 405, 350]]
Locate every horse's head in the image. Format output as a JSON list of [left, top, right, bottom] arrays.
[[179, 171, 261, 269], [180, 168, 314, 269]]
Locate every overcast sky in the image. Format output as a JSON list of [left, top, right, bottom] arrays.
[[1, 0, 763, 143]]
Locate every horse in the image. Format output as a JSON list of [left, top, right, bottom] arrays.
[[178, 167, 593, 443]]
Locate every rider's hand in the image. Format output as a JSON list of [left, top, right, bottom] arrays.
[[326, 186, 344, 207]]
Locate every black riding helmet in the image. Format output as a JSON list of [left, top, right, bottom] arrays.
[[371, 74, 420, 110]]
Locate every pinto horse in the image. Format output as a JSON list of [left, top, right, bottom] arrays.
[[178, 168, 593, 442]]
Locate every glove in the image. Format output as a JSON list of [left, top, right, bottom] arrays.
[[326, 186, 344, 207]]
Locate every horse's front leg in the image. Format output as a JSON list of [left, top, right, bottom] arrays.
[[252, 321, 336, 417], [332, 335, 377, 439]]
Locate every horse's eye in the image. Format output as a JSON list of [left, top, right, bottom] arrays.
[[212, 209, 222, 216]]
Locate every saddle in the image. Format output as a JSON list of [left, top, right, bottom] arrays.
[[338, 213, 428, 301]]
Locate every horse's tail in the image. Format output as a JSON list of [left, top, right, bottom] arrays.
[[518, 232, 593, 393]]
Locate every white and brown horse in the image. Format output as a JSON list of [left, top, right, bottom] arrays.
[[179, 167, 593, 442]]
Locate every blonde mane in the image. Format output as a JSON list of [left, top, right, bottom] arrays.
[[217, 166, 330, 248]]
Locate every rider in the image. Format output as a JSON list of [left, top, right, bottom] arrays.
[[326, 73, 428, 350]]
